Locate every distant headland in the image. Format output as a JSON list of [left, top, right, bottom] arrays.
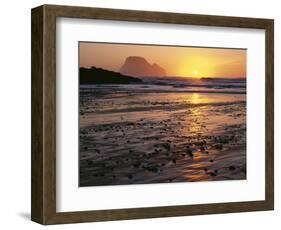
[[80, 66, 143, 84]]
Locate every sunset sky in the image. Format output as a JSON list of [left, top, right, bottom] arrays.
[[79, 42, 246, 79]]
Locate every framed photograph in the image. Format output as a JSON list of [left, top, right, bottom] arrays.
[[31, 4, 274, 225]]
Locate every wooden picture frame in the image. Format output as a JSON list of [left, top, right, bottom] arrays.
[[31, 4, 274, 225]]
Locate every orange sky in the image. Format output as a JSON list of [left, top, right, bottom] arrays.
[[79, 42, 246, 78]]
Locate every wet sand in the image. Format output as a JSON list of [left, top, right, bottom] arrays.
[[79, 86, 246, 186]]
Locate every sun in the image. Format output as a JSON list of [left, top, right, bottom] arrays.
[[192, 70, 200, 78]]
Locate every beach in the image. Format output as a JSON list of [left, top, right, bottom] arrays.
[[79, 83, 246, 186]]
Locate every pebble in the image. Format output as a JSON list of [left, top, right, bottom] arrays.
[[200, 146, 205, 151], [186, 149, 194, 158], [207, 171, 217, 177], [229, 165, 236, 171], [214, 144, 223, 150], [162, 143, 171, 151]]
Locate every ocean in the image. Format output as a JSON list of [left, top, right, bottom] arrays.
[[79, 78, 246, 186]]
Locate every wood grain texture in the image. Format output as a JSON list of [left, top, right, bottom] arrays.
[[31, 6, 44, 224], [265, 20, 274, 209], [31, 4, 274, 225]]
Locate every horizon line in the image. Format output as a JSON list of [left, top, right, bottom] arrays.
[[80, 66, 246, 79]]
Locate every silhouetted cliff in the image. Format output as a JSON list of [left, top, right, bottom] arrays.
[[80, 67, 143, 84], [120, 56, 166, 77]]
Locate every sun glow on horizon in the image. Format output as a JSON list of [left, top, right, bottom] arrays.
[[80, 43, 246, 79], [192, 70, 199, 78]]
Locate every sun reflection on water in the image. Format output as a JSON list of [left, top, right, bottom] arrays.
[[191, 93, 200, 104]]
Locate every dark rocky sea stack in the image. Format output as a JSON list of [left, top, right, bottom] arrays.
[[120, 56, 166, 77]]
